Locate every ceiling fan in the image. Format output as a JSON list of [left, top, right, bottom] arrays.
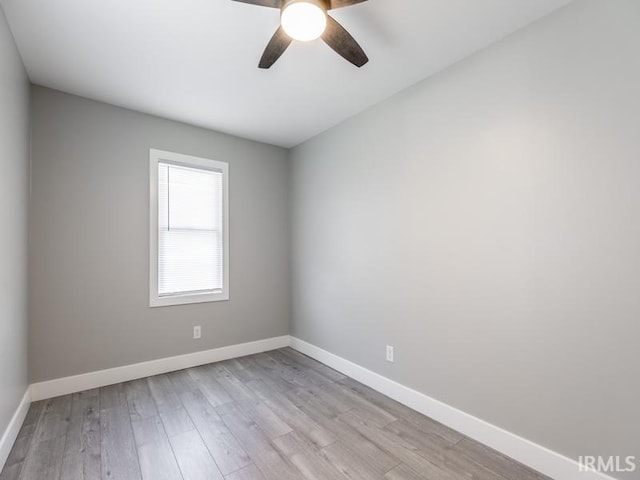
[[232, 0, 369, 69]]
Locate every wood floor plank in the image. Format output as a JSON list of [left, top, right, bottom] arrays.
[[339, 409, 457, 480], [168, 370, 251, 475], [15, 401, 44, 440], [337, 377, 464, 444], [236, 355, 301, 392], [18, 437, 66, 480], [224, 464, 266, 480], [285, 386, 340, 420], [0, 464, 22, 480], [100, 384, 142, 480], [321, 441, 387, 480], [321, 382, 397, 427], [383, 419, 453, 457], [188, 366, 233, 407], [209, 364, 292, 438], [32, 395, 72, 443], [215, 402, 302, 480], [272, 431, 348, 480], [252, 353, 325, 389], [147, 374, 184, 413], [169, 429, 224, 480], [243, 353, 303, 390], [18, 396, 70, 480], [266, 350, 339, 386], [131, 415, 182, 480], [437, 454, 503, 480], [0, 402, 44, 480], [219, 358, 263, 383], [60, 389, 101, 480], [452, 438, 551, 480], [385, 463, 429, 480], [125, 379, 159, 421], [159, 407, 196, 439], [245, 379, 335, 448], [214, 402, 275, 458], [148, 372, 195, 438], [288, 391, 399, 476], [380, 420, 501, 480], [277, 349, 347, 383], [291, 385, 352, 417]]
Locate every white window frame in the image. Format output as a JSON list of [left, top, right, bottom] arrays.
[[149, 148, 229, 307]]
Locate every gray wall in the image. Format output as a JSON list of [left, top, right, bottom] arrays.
[[0, 6, 30, 440], [290, 0, 640, 475], [29, 86, 290, 382]]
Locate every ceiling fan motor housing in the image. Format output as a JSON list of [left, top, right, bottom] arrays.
[[282, 0, 329, 12]]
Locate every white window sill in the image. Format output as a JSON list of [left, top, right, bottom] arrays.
[[149, 290, 229, 308]]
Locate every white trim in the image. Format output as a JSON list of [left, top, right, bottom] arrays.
[[30, 336, 290, 401], [149, 148, 230, 308], [289, 337, 619, 480], [0, 388, 31, 473]]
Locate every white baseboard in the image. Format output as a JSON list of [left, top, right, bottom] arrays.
[[290, 337, 617, 480], [0, 388, 31, 474], [30, 335, 290, 401]]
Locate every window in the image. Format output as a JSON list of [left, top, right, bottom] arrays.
[[150, 149, 229, 307]]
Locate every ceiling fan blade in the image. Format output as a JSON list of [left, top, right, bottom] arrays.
[[259, 27, 293, 69], [231, 0, 282, 8], [329, 0, 367, 9], [322, 15, 368, 67]]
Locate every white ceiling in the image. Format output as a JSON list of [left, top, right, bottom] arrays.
[[2, 0, 571, 147]]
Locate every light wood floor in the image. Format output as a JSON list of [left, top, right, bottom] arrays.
[[0, 348, 550, 480]]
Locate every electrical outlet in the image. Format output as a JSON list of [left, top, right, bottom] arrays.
[[193, 325, 202, 339], [386, 345, 394, 363]]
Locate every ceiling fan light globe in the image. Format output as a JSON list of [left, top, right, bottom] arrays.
[[281, 2, 327, 42]]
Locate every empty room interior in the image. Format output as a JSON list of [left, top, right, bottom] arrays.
[[0, 0, 638, 479]]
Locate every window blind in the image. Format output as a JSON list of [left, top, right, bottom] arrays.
[[157, 162, 223, 297]]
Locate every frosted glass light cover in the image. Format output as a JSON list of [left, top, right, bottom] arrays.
[[281, 2, 327, 42]]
